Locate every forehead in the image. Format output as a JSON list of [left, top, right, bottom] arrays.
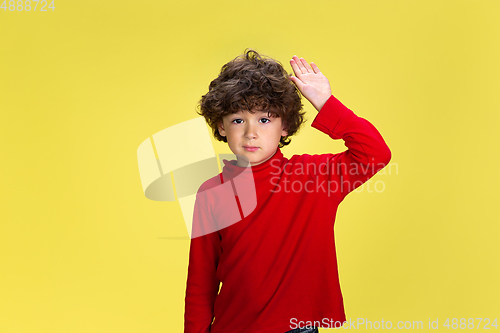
[[227, 109, 277, 117]]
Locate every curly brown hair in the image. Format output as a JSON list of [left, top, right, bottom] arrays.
[[196, 48, 306, 148]]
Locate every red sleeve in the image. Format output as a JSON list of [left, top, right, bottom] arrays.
[[310, 95, 392, 203], [184, 196, 222, 333]]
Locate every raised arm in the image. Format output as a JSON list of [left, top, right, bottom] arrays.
[[289, 55, 391, 202]]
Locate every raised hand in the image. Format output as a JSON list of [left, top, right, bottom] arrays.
[[288, 55, 332, 112]]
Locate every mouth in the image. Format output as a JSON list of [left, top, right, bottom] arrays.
[[243, 146, 259, 152]]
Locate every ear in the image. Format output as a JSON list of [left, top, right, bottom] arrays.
[[218, 121, 226, 137], [281, 124, 288, 137]]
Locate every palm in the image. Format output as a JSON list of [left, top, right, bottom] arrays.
[[295, 72, 329, 99], [289, 55, 332, 111]]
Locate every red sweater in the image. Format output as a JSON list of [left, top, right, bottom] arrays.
[[184, 95, 392, 333]]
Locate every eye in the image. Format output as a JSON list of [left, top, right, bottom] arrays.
[[260, 118, 271, 124], [231, 118, 243, 124]]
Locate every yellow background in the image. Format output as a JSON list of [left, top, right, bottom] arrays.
[[1, 0, 499, 331]]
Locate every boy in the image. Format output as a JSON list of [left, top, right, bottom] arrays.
[[184, 49, 391, 333]]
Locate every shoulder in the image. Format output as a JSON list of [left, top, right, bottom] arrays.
[[196, 173, 222, 194]]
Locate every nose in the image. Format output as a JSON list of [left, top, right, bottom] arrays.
[[244, 122, 258, 140]]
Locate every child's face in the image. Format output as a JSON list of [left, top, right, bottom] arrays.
[[218, 109, 288, 167]]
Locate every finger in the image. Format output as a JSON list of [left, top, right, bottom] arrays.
[[300, 57, 313, 73], [310, 62, 322, 74], [290, 58, 303, 76], [288, 75, 304, 91], [292, 55, 306, 74]]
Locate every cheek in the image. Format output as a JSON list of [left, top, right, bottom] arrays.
[[274, 126, 285, 137], [225, 127, 237, 138], [225, 128, 241, 144]]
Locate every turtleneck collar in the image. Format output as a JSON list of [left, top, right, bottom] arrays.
[[221, 148, 284, 182]]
